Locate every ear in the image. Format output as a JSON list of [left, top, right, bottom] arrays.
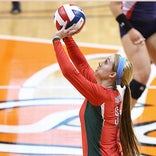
[[109, 72, 116, 79]]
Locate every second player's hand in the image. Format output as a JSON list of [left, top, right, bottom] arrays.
[[128, 28, 145, 46]]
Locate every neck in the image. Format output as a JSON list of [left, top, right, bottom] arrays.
[[99, 80, 115, 89]]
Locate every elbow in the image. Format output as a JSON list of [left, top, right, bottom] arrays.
[[61, 68, 70, 78], [109, 2, 122, 17], [62, 71, 69, 79], [61, 66, 75, 80], [109, 2, 113, 11], [109, 2, 115, 9]]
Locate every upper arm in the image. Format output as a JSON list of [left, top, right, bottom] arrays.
[[64, 70, 110, 106]]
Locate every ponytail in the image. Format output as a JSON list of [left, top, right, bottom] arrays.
[[120, 86, 140, 156], [113, 54, 140, 155]]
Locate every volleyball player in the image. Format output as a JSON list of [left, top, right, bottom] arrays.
[[52, 24, 140, 156], [109, 1, 156, 109]]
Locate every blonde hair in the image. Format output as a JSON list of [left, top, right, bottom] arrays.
[[113, 54, 140, 156]]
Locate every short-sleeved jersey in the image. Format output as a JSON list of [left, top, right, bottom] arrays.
[[53, 37, 122, 156]]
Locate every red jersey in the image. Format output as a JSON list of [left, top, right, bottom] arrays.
[[53, 37, 122, 156]]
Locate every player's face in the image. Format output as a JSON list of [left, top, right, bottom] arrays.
[[94, 55, 115, 81]]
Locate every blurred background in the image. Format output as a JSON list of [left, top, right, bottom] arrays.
[[0, 1, 121, 45]]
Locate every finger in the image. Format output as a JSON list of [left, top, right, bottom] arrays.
[[134, 38, 145, 45], [64, 24, 76, 34], [61, 21, 68, 30], [68, 29, 77, 35], [66, 24, 76, 31]]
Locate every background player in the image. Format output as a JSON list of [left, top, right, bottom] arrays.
[[109, 1, 156, 109]]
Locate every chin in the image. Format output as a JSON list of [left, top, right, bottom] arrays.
[[94, 72, 99, 79]]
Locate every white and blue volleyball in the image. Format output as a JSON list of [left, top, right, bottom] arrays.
[[54, 4, 86, 33]]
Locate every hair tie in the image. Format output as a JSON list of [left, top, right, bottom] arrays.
[[116, 57, 126, 85]]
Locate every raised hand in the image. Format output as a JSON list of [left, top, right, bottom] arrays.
[[53, 22, 78, 39]]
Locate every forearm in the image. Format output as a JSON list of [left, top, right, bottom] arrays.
[[110, 2, 133, 34], [53, 38, 75, 77], [52, 38, 96, 100], [109, 2, 122, 18], [64, 37, 90, 71]]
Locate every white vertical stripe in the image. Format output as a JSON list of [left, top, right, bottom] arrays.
[[54, 9, 66, 26], [64, 4, 75, 21]]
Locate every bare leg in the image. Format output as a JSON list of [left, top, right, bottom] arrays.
[[121, 34, 151, 109], [146, 33, 156, 65]]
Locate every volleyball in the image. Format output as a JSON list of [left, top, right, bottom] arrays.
[[54, 4, 86, 33]]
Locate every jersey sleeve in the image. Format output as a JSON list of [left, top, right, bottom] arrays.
[[53, 39, 111, 105], [64, 37, 96, 83]]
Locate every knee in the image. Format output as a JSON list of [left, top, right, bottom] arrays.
[[130, 67, 151, 100], [141, 69, 151, 83], [130, 79, 146, 100], [134, 66, 151, 84]]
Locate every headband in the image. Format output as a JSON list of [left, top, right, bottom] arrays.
[[116, 57, 126, 85]]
